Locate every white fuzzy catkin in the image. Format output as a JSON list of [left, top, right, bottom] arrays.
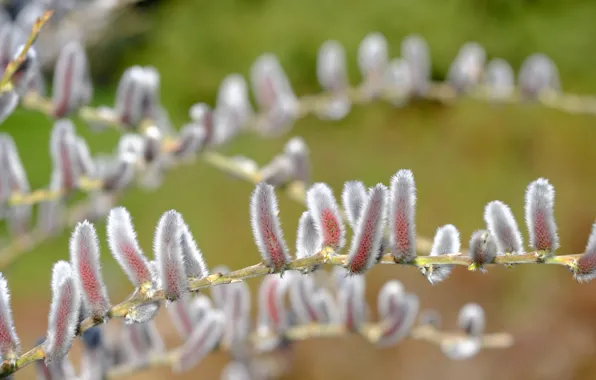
[[106, 207, 153, 287], [0, 273, 20, 360], [45, 261, 81, 363], [458, 303, 485, 337], [338, 275, 366, 331], [154, 210, 187, 300], [52, 40, 90, 117], [426, 225, 460, 284], [524, 178, 559, 252], [388, 170, 417, 262], [296, 211, 322, 259], [178, 218, 209, 279], [70, 221, 111, 318], [468, 230, 497, 267], [341, 180, 367, 229], [306, 183, 345, 250], [377, 281, 419, 347], [257, 275, 290, 333], [484, 200, 524, 255], [175, 310, 225, 372], [346, 184, 387, 274], [49, 119, 80, 191], [250, 183, 291, 271]]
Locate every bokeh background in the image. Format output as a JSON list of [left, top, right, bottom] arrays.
[[3, 0, 596, 379]]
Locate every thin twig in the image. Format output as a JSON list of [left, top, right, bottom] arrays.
[[0, 11, 54, 93], [104, 321, 512, 378]]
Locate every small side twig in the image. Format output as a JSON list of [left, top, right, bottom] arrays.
[[0, 11, 54, 93]]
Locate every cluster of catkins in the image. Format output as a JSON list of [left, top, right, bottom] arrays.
[[0, 181, 498, 379], [256, 169, 596, 283], [0, 21, 589, 379], [315, 33, 560, 117], [0, 27, 567, 250]]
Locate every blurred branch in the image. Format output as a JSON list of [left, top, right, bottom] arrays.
[[104, 322, 513, 378], [0, 10, 53, 92]]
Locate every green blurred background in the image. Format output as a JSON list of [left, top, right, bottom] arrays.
[[4, 0, 596, 378]]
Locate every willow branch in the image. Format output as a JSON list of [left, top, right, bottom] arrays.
[[0, 243, 579, 377], [19, 78, 596, 131], [105, 321, 512, 379], [0, 192, 117, 271]]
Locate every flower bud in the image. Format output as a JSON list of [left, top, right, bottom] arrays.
[[447, 42, 486, 93], [250, 183, 291, 272], [306, 183, 345, 250], [483, 58, 514, 101], [346, 184, 387, 274], [317, 40, 348, 92], [52, 40, 92, 118], [358, 32, 388, 98], [524, 178, 559, 252], [401, 34, 431, 97], [518, 53, 560, 100], [484, 200, 524, 255], [424, 225, 460, 284], [388, 170, 417, 263]]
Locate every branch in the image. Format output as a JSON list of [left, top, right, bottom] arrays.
[[0, 242, 577, 377], [0, 11, 54, 93], [104, 322, 512, 378]]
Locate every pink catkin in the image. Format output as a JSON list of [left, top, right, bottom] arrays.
[[389, 170, 417, 262], [345, 294, 354, 330], [382, 297, 403, 338], [266, 279, 280, 329], [299, 280, 318, 322], [0, 321, 12, 354], [165, 263, 180, 297], [394, 199, 411, 253], [176, 312, 224, 372], [525, 178, 558, 251], [578, 253, 596, 276], [59, 134, 73, 190], [46, 262, 80, 364], [121, 81, 135, 125], [54, 54, 74, 118], [129, 325, 143, 355], [78, 253, 102, 307], [169, 298, 194, 337], [179, 328, 210, 368], [121, 241, 151, 284], [577, 224, 596, 281], [154, 210, 187, 300], [251, 183, 290, 271], [203, 109, 214, 146], [261, 74, 278, 110], [0, 275, 18, 358], [71, 222, 110, 317], [53, 292, 70, 350], [349, 210, 375, 273], [347, 185, 386, 274], [321, 209, 341, 248], [533, 211, 550, 250], [306, 183, 345, 251], [261, 213, 285, 271]]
